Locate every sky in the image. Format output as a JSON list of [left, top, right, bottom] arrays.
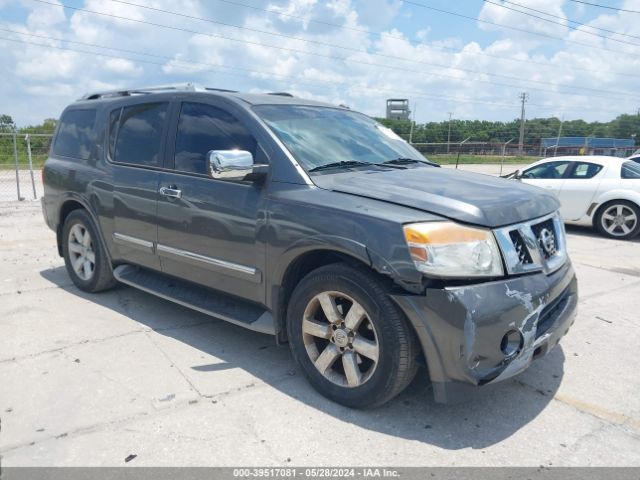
[[2, 0, 640, 127]]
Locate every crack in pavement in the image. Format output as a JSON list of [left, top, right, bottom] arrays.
[[0, 319, 222, 364], [0, 372, 298, 455]]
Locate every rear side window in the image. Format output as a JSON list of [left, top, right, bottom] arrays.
[[112, 102, 168, 167], [568, 162, 602, 179], [174, 102, 257, 174], [622, 161, 640, 179], [53, 109, 97, 160]]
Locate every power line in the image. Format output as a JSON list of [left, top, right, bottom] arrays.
[[106, 0, 639, 97], [400, 0, 640, 59], [0, 30, 630, 117], [30, 0, 640, 101], [500, 0, 640, 41], [0, 33, 521, 111], [568, 0, 640, 14], [485, 0, 640, 47], [212, 0, 638, 79]]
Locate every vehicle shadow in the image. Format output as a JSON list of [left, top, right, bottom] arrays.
[[40, 266, 565, 450]]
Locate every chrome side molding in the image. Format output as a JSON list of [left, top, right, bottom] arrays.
[[113, 232, 154, 253]]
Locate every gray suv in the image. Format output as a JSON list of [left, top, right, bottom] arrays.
[[41, 84, 578, 408]]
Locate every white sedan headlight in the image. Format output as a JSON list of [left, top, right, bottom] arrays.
[[403, 221, 504, 278]]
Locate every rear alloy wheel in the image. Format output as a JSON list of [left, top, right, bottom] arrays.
[[287, 263, 418, 408], [596, 201, 640, 240], [62, 209, 117, 292], [68, 223, 95, 281]]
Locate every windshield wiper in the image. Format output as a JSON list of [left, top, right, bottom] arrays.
[[308, 160, 372, 172], [381, 157, 440, 167]]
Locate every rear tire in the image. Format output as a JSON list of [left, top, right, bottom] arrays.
[[595, 200, 640, 240], [287, 263, 418, 408], [62, 209, 117, 292]]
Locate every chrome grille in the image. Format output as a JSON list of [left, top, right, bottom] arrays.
[[509, 230, 533, 265], [494, 212, 567, 275]]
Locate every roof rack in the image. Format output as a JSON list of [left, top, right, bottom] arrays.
[[79, 84, 292, 101], [80, 83, 201, 100]]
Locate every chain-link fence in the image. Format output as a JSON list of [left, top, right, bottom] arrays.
[[0, 133, 51, 202]]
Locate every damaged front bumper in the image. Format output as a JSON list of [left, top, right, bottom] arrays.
[[391, 260, 577, 404]]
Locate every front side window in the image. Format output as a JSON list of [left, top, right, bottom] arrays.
[[622, 160, 640, 179], [522, 161, 571, 179], [174, 102, 257, 174], [53, 109, 97, 160], [113, 102, 168, 167], [253, 105, 425, 171], [568, 162, 602, 179]]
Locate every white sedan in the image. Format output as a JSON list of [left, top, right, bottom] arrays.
[[509, 156, 640, 239]]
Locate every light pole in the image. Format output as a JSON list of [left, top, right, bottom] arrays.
[[500, 138, 516, 176], [447, 112, 453, 153], [518, 93, 528, 155]]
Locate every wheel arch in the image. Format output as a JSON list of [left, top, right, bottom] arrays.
[[271, 246, 371, 343], [271, 245, 429, 377], [56, 196, 111, 264], [591, 196, 640, 228]]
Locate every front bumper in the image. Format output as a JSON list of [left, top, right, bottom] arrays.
[[391, 260, 577, 404]]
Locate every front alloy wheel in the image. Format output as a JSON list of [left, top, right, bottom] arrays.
[[287, 263, 418, 408], [302, 292, 379, 388]]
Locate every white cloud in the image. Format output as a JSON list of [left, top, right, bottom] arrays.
[[0, 0, 639, 127]]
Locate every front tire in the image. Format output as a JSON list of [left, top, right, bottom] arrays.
[[287, 263, 418, 408], [62, 209, 116, 292], [595, 201, 640, 240]]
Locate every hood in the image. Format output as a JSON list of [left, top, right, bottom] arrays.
[[312, 166, 560, 228]]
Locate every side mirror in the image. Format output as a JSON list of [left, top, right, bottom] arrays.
[[207, 150, 268, 182]]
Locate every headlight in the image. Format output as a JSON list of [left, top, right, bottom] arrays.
[[403, 221, 504, 278]]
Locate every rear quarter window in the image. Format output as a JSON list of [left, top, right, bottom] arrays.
[[53, 109, 97, 160], [621, 161, 640, 179]]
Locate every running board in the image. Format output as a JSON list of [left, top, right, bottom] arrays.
[[113, 265, 275, 335]]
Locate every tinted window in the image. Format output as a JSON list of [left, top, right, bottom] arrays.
[[113, 102, 168, 167], [622, 160, 640, 179], [522, 161, 570, 179], [174, 102, 257, 174], [53, 109, 97, 160], [568, 162, 602, 179]]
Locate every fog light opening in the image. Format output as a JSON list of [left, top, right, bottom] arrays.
[[501, 330, 523, 358]]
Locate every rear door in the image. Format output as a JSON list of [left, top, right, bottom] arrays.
[[155, 99, 268, 304], [557, 161, 604, 221], [520, 160, 572, 196], [108, 101, 170, 271]]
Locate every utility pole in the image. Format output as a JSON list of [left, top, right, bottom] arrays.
[[518, 93, 528, 155], [447, 112, 453, 153], [409, 103, 417, 144]]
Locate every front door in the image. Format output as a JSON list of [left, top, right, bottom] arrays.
[[156, 100, 267, 304]]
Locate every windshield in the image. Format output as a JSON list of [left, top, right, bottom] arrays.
[[253, 105, 426, 172]]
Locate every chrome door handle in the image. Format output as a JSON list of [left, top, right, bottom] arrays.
[[159, 186, 182, 199]]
